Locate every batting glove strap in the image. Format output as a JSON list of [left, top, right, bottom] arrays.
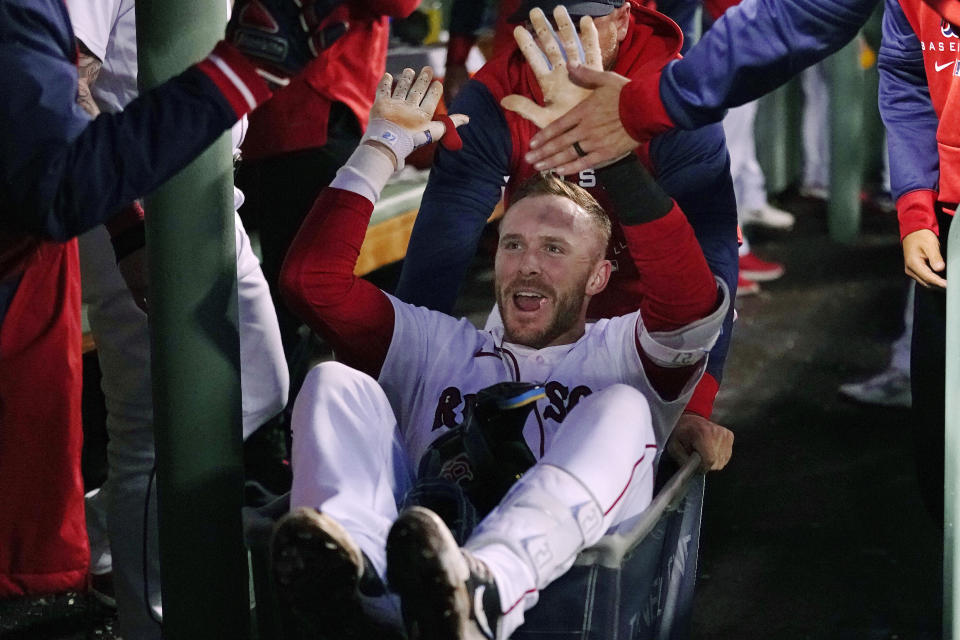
[[639, 278, 728, 368], [361, 118, 420, 172]]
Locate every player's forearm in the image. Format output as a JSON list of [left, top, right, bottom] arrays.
[[596, 156, 718, 331], [660, 0, 875, 130], [76, 42, 103, 118], [1, 42, 270, 240], [279, 147, 396, 377], [878, 0, 941, 239], [651, 126, 739, 416]]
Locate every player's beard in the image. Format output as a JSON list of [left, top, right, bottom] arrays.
[[497, 273, 588, 349]]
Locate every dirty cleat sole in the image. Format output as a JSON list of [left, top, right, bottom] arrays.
[[387, 507, 487, 640], [272, 507, 386, 639]]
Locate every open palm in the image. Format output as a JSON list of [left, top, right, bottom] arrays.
[[500, 6, 604, 129]]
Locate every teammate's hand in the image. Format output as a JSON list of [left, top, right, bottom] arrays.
[[667, 412, 733, 472], [76, 45, 102, 118], [227, 0, 348, 87], [118, 246, 150, 314], [523, 64, 638, 175], [902, 228, 947, 289], [363, 67, 469, 170], [500, 6, 603, 129], [501, 5, 637, 175]]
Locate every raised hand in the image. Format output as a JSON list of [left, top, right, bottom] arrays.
[[363, 67, 469, 170], [500, 6, 603, 129], [523, 62, 638, 175]]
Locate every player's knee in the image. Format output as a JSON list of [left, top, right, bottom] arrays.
[[296, 361, 393, 424], [576, 383, 653, 446], [302, 361, 375, 396], [597, 383, 650, 409], [550, 383, 652, 444], [605, 383, 653, 437]]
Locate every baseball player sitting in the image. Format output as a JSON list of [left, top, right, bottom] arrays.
[[272, 20, 729, 637]]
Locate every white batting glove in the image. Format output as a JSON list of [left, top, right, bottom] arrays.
[[363, 67, 469, 171], [332, 67, 469, 203]]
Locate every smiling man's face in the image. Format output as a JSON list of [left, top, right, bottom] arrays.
[[495, 193, 611, 349]]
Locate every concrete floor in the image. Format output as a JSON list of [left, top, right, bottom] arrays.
[[692, 194, 941, 639], [0, 192, 943, 639]]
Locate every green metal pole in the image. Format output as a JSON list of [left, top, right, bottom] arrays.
[[755, 79, 803, 196], [827, 39, 865, 243], [136, 3, 250, 639], [755, 85, 790, 195], [946, 214, 960, 637]]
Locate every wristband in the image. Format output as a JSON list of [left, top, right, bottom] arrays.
[[361, 119, 415, 171], [596, 155, 672, 224], [438, 115, 463, 151]]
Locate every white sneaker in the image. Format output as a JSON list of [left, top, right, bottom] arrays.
[[740, 203, 795, 230], [838, 368, 911, 408]]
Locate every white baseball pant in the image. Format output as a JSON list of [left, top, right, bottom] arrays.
[[801, 62, 830, 192], [290, 361, 656, 638], [722, 100, 769, 217], [79, 207, 288, 640]]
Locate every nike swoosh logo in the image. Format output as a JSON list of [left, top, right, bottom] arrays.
[[935, 61, 954, 72]]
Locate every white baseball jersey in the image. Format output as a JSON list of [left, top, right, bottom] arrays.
[[378, 290, 727, 471], [68, 0, 138, 114]]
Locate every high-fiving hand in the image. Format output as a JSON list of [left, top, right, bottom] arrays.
[[500, 6, 603, 129], [500, 6, 635, 175], [363, 67, 469, 170]]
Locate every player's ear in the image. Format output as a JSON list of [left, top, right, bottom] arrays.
[[585, 259, 612, 296], [614, 5, 630, 42]]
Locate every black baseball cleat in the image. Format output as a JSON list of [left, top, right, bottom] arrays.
[[272, 507, 398, 640], [387, 506, 503, 640]]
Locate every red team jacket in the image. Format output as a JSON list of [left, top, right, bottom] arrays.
[[241, 0, 419, 159], [1, 0, 271, 595], [890, 0, 960, 238]]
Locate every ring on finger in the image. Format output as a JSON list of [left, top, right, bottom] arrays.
[[572, 141, 587, 157]]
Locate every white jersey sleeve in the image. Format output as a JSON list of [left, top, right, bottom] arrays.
[[590, 277, 729, 446], [67, 0, 124, 61], [67, 0, 138, 113], [638, 277, 730, 369]]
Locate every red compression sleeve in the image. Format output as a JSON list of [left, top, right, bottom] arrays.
[[623, 202, 719, 332], [623, 202, 720, 400], [279, 188, 395, 378], [685, 373, 720, 418]]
